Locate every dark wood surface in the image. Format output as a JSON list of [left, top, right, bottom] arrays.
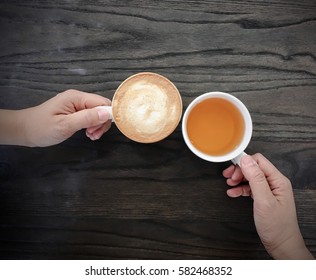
[[0, 0, 315, 259]]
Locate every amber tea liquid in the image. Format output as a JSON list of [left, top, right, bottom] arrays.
[[186, 98, 245, 156]]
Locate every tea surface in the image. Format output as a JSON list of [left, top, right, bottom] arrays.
[[187, 98, 244, 156]]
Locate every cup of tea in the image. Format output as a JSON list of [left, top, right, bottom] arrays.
[[182, 92, 252, 165], [101, 72, 182, 143]]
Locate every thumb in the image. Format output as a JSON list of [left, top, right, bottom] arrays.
[[240, 155, 274, 201], [65, 107, 110, 133]]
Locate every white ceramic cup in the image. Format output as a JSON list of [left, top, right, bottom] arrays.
[[182, 92, 252, 165]]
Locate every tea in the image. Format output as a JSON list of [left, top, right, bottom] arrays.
[[186, 98, 245, 156]]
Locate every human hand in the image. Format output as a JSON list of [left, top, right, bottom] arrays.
[[223, 153, 314, 259], [13, 89, 111, 147]]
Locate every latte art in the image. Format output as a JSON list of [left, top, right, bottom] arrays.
[[112, 73, 182, 143], [126, 82, 168, 134]]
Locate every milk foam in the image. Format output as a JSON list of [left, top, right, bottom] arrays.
[[112, 73, 182, 143]]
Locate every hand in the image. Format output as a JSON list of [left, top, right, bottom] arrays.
[[223, 153, 314, 259], [0, 89, 112, 147]]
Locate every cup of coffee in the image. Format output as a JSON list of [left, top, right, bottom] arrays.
[[102, 72, 182, 143], [182, 92, 252, 164]]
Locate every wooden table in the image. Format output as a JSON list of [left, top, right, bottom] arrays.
[[0, 0, 315, 259]]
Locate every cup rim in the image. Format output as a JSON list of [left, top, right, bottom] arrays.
[[182, 91, 252, 162]]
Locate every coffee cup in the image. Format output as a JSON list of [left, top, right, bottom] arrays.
[[182, 92, 252, 165], [100, 72, 182, 143]]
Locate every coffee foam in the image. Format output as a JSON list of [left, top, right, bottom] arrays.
[[112, 73, 182, 143]]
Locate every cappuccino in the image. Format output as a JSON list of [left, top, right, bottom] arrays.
[[112, 72, 182, 143]]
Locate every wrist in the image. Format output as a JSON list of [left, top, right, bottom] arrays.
[[269, 232, 314, 260], [0, 108, 35, 147]]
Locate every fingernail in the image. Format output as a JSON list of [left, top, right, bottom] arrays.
[[241, 155, 258, 167], [86, 131, 95, 141], [97, 108, 109, 122]]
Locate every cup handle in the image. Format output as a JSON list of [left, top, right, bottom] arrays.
[[231, 151, 247, 166], [96, 106, 114, 122]]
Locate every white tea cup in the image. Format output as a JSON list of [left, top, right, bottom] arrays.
[[182, 92, 252, 165]]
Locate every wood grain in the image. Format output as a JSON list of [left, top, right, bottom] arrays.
[[0, 0, 315, 259]]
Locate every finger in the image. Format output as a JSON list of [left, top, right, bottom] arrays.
[[224, 165, 244, 186], [251, 153, 288, 189], [226, 178, 242, 187], [227, 185, 252, 198], [65, 107, 110, 133], [231, 165, 244, 182], [60, 89, 111, 110], [86, 120, 111, 140], [86, 130, 94, 140], [222, 165, 235, 178], [93, 120, 111, 140], [86, 124, 103, 135], [79, 92, 111, 109], [240, 155, 274, 201]]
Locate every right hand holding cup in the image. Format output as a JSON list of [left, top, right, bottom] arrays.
[[223, 153, 314, 259]]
